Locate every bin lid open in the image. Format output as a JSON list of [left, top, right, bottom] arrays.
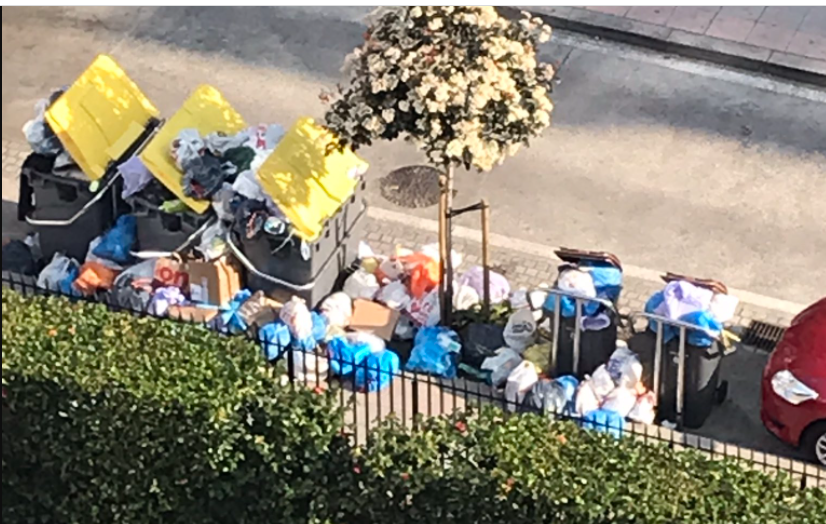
[[45, 55, 160, 181], [139, 85, 247, 214], [256, 117, 368, 242], [555, 247, 622, 271], [661, 272, 728, 295]]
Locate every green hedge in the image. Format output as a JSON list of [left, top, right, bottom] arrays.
[[338, 412, 826, 524], [1, 290, 347, 524], [3, 289, 824, 524]]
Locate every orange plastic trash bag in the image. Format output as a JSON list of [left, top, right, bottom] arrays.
[[74, 262, 120, 295], [399, 253, 440, 299]]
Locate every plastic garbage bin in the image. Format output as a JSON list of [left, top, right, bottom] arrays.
[[628, 330, 726, 429], [237, 197, 366, 286], [542, 249, 623, 379], [228, 201, 365, 307], [130, 196, 215, 254], [18, 154, 119, 262]]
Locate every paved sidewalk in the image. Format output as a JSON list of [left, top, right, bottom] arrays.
[[521, 6, 826, 85]]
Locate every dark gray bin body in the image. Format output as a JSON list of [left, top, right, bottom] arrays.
[[21, 154, 118, 262], [628, 331, 724, 429], [130, 197, 213, 253]]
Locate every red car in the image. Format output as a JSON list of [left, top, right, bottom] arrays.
[[761, 298, 826, 466]]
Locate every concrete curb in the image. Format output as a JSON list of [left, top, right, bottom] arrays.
[[502, 7, 826, 89]]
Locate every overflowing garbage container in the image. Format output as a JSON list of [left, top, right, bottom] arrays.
[[537, 249, 623, 379], [17, 55, 161, 262], [228, 118, 369, 306], [628, 274, 739, 429]]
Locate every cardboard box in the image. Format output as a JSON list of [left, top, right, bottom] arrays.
[[349, 299, 401, 341], [186, 256, 242, 307], [167, 305, 219, 324], [236, 291, 282, 328], [153, 257, 189, 290]]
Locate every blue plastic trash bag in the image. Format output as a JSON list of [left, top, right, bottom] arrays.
[[59, 265, 79, 296], [311, 311, 328, 343], [679, 310, 722, 348], [405, 327, 461, 379], [92, 215, 137, 264], [645, 291, 678, 343], [355, 349, 400, 392], [217, 289, 253, 334], [581, 408, 626, 439], [259, 321, 291, 361], [555, 375, 580, 416], [585, 264, 623, 303], [291, 313, 326, 351], [328, 336, 373, 377]]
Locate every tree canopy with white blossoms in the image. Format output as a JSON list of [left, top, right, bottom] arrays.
[[325, 6, 555, 172]]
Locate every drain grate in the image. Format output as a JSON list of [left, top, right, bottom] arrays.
[[740, 321, 787, 352], [380, 165, 442, 209]]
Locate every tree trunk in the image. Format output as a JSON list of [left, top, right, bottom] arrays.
[[443, 165, 455, 325], [438, 173, 448, 322]]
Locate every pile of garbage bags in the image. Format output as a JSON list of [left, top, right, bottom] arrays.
[[504, 341, 657, 437], [644, 280, 739, 347], [544, 261, 623, 331], [259, 293, 402, 392]]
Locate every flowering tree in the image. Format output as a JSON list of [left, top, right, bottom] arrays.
[[325, 6, 556, 314]]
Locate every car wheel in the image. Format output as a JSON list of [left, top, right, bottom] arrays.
[[801, 422, 826, 467]]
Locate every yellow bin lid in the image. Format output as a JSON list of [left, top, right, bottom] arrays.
[[140, 85, 247, 214], [256, 117, 368, 241], [45, 55, 160, 181]]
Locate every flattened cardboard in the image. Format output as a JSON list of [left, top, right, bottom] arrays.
[[349, 299, 400, 341], [236, 291, 283, 328], [168, 305, 219, 324], [186, 256, 241, 307]]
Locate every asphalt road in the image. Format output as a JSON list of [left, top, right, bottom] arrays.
[[2, 6, 825, 306]]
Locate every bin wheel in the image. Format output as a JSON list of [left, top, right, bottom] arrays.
[[714, 381, 729, 404]]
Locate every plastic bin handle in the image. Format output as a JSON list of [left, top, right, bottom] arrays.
[[226, 232, 324, 292], [24, 173, 121, 227], [130, 215, 218, 260]]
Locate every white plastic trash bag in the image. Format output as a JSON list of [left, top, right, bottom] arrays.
[[628, 391, 657, 425], [320, 292, 353, 328], [290, 349, 330, 386], [601, 387, 638, 418], [407, 288, 441, 327], [510, 287, 549, 321], [346, 332, 386, 354], [590, 365, 616, 400], [37, 253, 78, 291], [377, 280, 412, 311], [708, 293, 739, 324], [280, 296, 314, 342], [606, 345, 643, 389], [503, 308, 537, 353], [557, 268, 596, 298], [343, 269, 380, 300], [458, 266, 511, 305], [575, 380, 601, 417], [481, 347, 523, 388], [453, 283, 480, 311], [505, 361, 539, 412], [377, 258, 404, 283]]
